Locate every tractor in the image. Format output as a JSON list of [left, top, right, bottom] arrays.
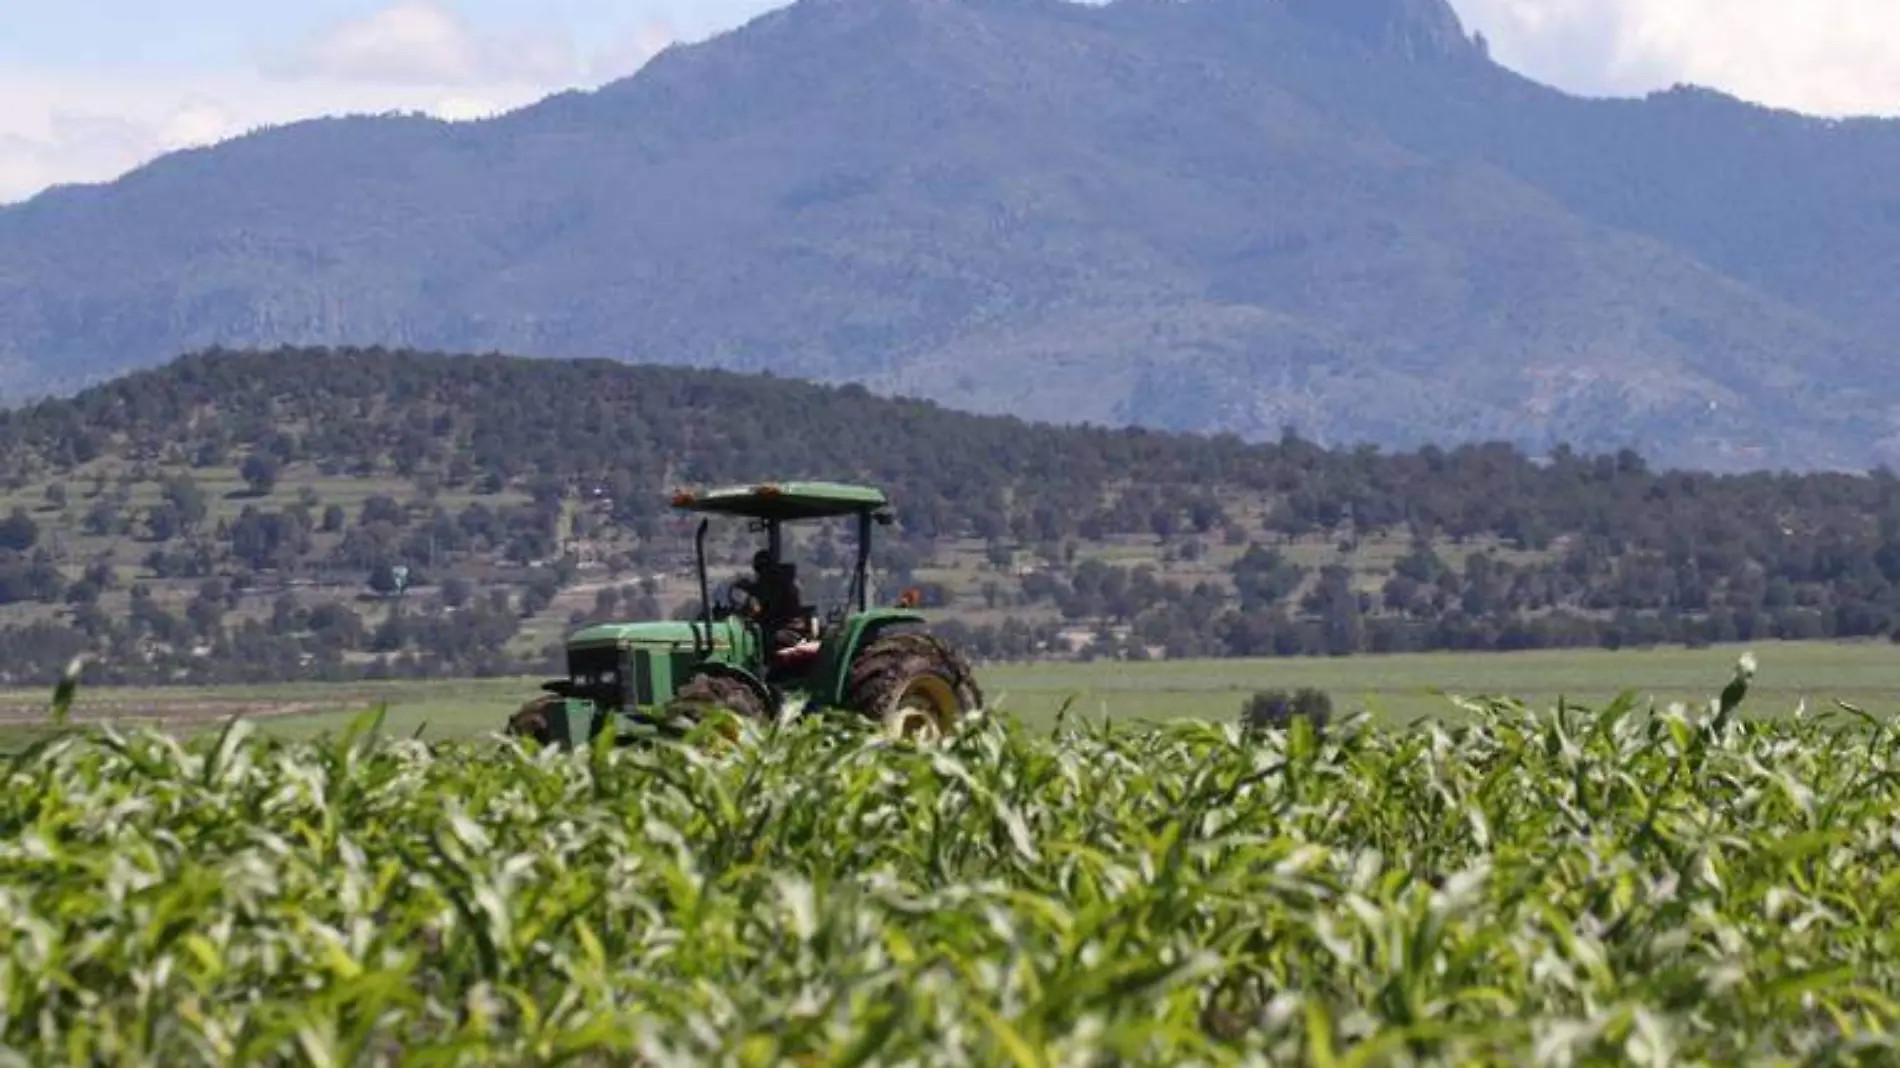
[[506, 480, 983, 747]]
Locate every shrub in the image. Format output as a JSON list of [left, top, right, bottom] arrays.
[[1242, 686, 1333, 734]]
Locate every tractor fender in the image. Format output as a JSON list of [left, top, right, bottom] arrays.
[[683, 659, 774, 715], [820, 609, 928, 706]]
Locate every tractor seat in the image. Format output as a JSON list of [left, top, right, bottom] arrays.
[[772, 639, 823, 669]]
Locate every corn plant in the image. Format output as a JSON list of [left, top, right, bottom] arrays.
[[4, 653, 1899, 1065]]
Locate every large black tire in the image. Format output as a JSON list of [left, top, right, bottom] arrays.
[[662, 670, 770, 741], [506, 694, 562, 747], [844, 632, 984, 741]]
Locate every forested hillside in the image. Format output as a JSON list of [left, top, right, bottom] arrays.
[[0, 347, 1896, 686]]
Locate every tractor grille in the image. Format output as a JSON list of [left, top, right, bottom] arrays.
[[569, 645, 696, 710], [565, 645, 627, 709], [629, 648, 701, 707], [630, 649, 657, 706]]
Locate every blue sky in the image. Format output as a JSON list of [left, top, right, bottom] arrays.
[[0, 0, 746, 69], [3, 0, 1897, 204]]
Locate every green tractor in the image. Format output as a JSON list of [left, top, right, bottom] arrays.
[[507, 480, 983, 747]]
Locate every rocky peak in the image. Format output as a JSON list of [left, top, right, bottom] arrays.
[[1284, 0, 1476, 59]]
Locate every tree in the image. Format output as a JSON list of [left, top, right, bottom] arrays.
[[82, 499, 119, 537], [360, 495, 405, 527], [1310, 565, 1363, 656], [367, 562, 414, 597], [164, 474, 209, 531], [145, 503, 181, 543], [520, 572, 560, 617], [240, 453, 279, 497], [439, 575, 471, 609], [1231, 544, 1304, 611], [1241, 688, 1334, 735], [0, 509, 38, 552]]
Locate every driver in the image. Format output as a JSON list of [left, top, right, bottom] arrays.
[[736, 550, 810, 650]]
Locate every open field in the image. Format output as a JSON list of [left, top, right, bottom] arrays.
[[8, 649, 1900, 1063], [3, 640, 1893, 746]]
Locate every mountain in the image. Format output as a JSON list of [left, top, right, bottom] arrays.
[[3, 0, 1899, 472]]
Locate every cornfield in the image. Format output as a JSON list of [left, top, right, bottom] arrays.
[[5, 654, 1900, 1065]]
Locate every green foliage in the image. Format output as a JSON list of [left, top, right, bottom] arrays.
[[11, 347, 1900, 685], [46, 653, 83, 726], [0, 507, 37, 552], [9, 657, 1900, 1061], [238, 453, 279, 497], [1242, 687, 1335, 735]]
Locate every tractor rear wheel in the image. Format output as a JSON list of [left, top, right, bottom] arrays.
[[663, 671, 769, 742], [506, 694, 562, 747], [844, 632, 983, 741]]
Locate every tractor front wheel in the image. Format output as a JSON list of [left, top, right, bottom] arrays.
[[663, 671, 770, 742], [844, 632, 983, 741], [506, 694, 562, 747]]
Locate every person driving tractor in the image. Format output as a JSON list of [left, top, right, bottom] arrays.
[[735, 549, 815, 655]]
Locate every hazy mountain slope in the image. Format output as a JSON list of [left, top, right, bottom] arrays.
[[0, 0, 1896, 470], [1129, 0, 1900, 340]]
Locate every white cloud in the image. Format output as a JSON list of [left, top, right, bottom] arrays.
[[1457, 0, 1900, 117], [161, 101, 243, 149], [296, 0, 491, 84], [584, 19, 683, 82], [263, 0, 580, 86], [0, 1, 683, 206], [0, 68, 555, 205]]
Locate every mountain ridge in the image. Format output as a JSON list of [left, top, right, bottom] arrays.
[[3, 0, 1898, 472]]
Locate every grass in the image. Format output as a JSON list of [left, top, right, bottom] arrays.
[[983, 641, 1900, 727], [0, 640, 1890, 748], [7, 649, 1900, 1062]]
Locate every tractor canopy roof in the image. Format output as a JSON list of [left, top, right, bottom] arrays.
[[670, 480, 891, 522], [567, 620, 726, 649]]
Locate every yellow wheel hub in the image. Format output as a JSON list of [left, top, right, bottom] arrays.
[[884, 675, 960, 741], [692, 708, 746, 752]]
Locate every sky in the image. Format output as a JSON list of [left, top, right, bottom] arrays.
[[3, 0, 1898, 206]]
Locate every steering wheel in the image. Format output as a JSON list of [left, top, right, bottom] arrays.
[[721, 580, 759, 618]]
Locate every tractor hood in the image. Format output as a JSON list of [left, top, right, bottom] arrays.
[[568, 621, 732, 649]]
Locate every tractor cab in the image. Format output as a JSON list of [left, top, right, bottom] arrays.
[[510, 480, 981, 749], [674, 481, 897, 678]]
